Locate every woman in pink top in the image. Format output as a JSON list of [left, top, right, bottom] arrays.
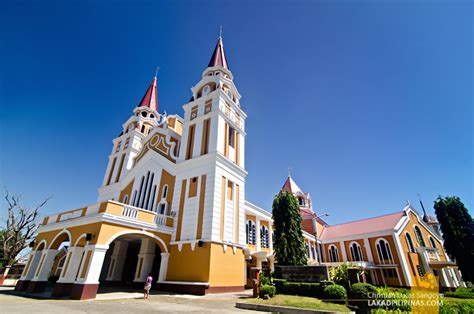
[[144, 273, 153, 299]]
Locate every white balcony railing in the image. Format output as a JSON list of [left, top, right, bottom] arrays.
[[122, 206, 138, 219], [155, 213, 167, 226]]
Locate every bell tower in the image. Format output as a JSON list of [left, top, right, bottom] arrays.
[[98, 75, 160, 202], [172, 35, 247, 245]]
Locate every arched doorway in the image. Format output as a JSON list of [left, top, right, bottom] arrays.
[[26, 230, 71, 293], [98, 233, 165, 293]]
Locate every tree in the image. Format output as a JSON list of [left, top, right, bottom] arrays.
[[1, 188, 51, 277], [434, 196, 474, 282], [272, 191, 307, 265]]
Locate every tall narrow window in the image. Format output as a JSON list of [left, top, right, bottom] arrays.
[[376, 239, 394, 264], [143, 172, 154, 210], [135, 176, 145, 207], [106, 157, 117, 185], [201, 118, 211, 155], [429, 236, 437, 249], [144, 172, 154, 210], [115, 154, 126, 183], [405, 233, 416, 253], [246, 220, 256, 245], [139, 171, 150, 208], [115, 141, 121, 153], [329, 245, 339, 262], [228, 126, 235, 148], [227, 180, 234, 200], [414, 226, 426, 247], [131, 190, 137, 206], [149, 185, 157, 211], [122, 195, 129, 204], [260, 225, 269, 248], [350, 242, 363, 261], [186, 124, 195, 160]]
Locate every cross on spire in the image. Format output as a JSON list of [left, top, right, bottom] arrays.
[[155, 66, 160, 78], [288, 166, 292, 177], [219, 25, 223, 38]]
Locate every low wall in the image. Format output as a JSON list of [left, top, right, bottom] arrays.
[[274, 265, 330, 283]]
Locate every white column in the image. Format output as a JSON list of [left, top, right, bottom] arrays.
[[20, 250, 42, 281], [268, 256, 275, 272], [268, 224, 273, 254], [58, 246, 85, 283], [106, 241, 129, 281], [256, 219, 261, 251], [339, 241, 347, 262], [363, 238, 374, 262], [134, 238, 156, 282], [158, 253, 170, 282], [31, 249, 58, 282], [75, 244, 109, 285]]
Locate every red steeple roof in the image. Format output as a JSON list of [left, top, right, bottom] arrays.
[[137, 76, 158, 112], [208, 37, 229, 70], [281, 176, 303, 194]]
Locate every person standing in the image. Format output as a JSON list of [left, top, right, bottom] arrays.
[[144, 273, 153, 299]]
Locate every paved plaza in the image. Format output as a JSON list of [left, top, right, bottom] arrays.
[[0, 287, 255, 313]]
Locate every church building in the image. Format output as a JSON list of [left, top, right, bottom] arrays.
[[14, 36, 464, 300]]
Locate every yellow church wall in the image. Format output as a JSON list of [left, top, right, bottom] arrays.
[[166, 243, 211, 282], [119, 179, 135, 203], [137, 210, 156, 224], [397, 211, 448, 286], [368, 235, 407, 286], [401, 211, 447, 261], [155, 169, 176, 215], [94, 222, 171, 250], [34, 230, 63, 250], [208, 244, 246, 287]]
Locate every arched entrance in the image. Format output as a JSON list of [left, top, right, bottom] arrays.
[[97, 232, 167, 294], [26, 230, 71, 293]]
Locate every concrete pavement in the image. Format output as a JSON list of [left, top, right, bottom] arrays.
[[0, 287, 256, 313]]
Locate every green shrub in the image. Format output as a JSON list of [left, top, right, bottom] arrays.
[[440, 301, 474, 314], [260, 272, 271, 286], [273, 278, 286, 292], [349, 283, 378, 309], [259, 284, 276, 298], [322, 284, 347, 304], [272, 280, 326, 298], [329, 263, 351, 289], [444, 289, 474, 299], [320, 280, 335, 288]]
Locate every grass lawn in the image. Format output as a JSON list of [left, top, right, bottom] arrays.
[[246, 294, 352, 312]]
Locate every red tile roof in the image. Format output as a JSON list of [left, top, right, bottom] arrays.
[[319, 211, 404, 241], [208, 37, 229, 70], [138, 76, 158, 111]]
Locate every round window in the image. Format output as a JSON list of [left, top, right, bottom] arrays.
[[141, 111, 147, 117]]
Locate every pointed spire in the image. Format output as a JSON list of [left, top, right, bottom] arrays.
[[137, 75, 158, 112], [208, 35, 229, 70], [281, 175, 303, 194]]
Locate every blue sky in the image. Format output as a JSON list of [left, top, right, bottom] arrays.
[[0, 1, 472, 225]]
